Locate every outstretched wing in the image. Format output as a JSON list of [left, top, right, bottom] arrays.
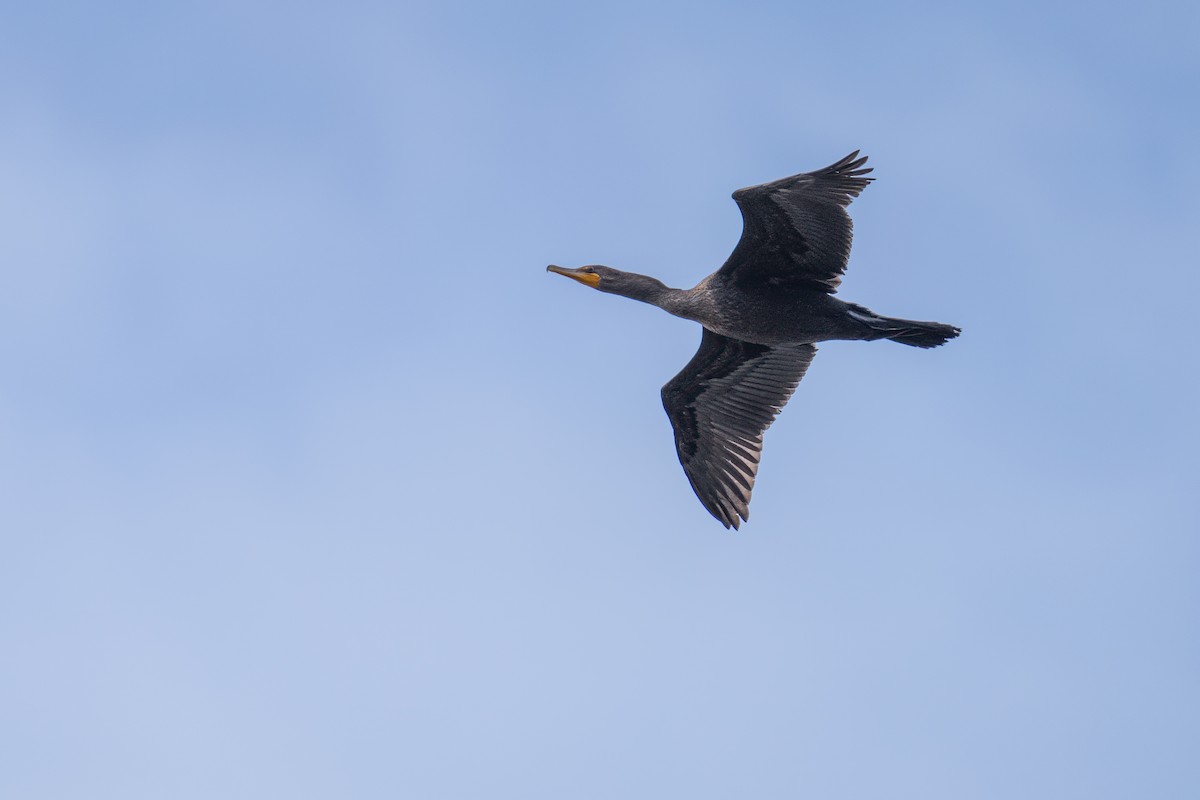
[[661, 329, 817, 529], [717, 151, 874, 293]]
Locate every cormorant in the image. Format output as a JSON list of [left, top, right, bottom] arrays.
[[548, 152, 959, 529]]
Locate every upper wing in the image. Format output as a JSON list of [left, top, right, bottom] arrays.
[[661, 329, 817, 529], [717, 151, 874, 293]]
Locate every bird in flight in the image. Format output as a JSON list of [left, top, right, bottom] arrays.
[[548, 152, 959, 529]]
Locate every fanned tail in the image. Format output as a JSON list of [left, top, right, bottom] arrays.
[[846, 304, 962, 349], [884, 319, 961, 348]]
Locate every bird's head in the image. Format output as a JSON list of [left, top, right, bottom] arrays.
[[546, 264, 611, 291], [546, 264, 666, 300]]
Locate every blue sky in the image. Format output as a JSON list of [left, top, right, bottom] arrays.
[[2, 1, 1197, 797]]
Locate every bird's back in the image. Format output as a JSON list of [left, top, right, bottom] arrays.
[[683, 276, 870, 346]]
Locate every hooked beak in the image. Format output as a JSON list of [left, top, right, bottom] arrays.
[[547, 264, 600, 289]]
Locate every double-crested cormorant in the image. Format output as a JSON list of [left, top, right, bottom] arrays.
[[548, 152, 960, 529]]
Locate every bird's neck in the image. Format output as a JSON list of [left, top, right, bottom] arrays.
[[609, 273, 691, 315]]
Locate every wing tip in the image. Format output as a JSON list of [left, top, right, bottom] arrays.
[[714, 509, 744, 530], [693, 482, 749, 530], [732, 149, 875, 201], [708, 491, 749, 530], [831, 148, 868, 168], [827, 150, 874, 180]]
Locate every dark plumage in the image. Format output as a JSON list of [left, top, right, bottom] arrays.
[[548, 152, 960, 529]]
